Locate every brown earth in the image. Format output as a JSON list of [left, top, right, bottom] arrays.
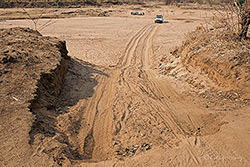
[[1, 4, 250, 167], [159, 24, 250, 110]]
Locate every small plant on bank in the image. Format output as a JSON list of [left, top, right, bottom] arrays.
[[22, 8, 56, 32]]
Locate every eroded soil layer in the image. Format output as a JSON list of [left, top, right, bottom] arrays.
[[0, 27, 72, 166]]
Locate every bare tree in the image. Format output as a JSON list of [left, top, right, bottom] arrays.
[[0, 0, 4, 8], [210, 0, 249, 39], [21, 8, 57, 32], [234, 0, 250, 39]]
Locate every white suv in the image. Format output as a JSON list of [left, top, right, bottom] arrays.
[[155, 15, 163, 23]]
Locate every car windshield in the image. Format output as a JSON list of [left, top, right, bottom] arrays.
[[156, 15, 163, 18]]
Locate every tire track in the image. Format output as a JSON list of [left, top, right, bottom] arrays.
[[76, 25, 156, 160], [120, 23, 231, 166], [139, 30, 206, 166], [76, 22, 228, 166], [124, 24, 187, 138]]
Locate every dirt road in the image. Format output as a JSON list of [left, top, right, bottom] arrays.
[[73, 23, 250, 166], [1, 6, 250, 167]]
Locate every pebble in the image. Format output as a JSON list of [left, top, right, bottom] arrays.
[[116, 143, 152, 157]]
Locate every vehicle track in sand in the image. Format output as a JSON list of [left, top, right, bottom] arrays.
[[2, 7, 250, 166], [66, 23, 248, 166]]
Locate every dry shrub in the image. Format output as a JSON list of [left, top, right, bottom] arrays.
[[212, 0, 250, 39], [21, 8, 57, 31], [236, 0, 250, 39], [165, 0, 230, 6], [166, 0, 250, 38]]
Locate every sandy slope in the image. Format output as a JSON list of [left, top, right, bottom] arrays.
[[1, 5, 250, 167]]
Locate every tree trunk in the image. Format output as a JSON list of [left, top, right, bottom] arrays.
[[239, 11, 250, 39]]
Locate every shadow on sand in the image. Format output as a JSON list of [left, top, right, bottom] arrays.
[[28, 57, 109, 154]]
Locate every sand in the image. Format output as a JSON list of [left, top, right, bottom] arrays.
[[0, 4, 250, 167]]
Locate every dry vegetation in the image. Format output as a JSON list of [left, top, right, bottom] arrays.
[[160, 0, 250, 109], [1, 0, 146, 8]]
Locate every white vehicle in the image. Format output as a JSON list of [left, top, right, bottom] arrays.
[[131, 11, 144, 15], [155, 15, 163, 23]]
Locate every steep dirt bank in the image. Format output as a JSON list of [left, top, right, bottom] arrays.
[[0, 27, 69, 166], [0, 27, 110, 166], [160, 25, 250, 109]]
